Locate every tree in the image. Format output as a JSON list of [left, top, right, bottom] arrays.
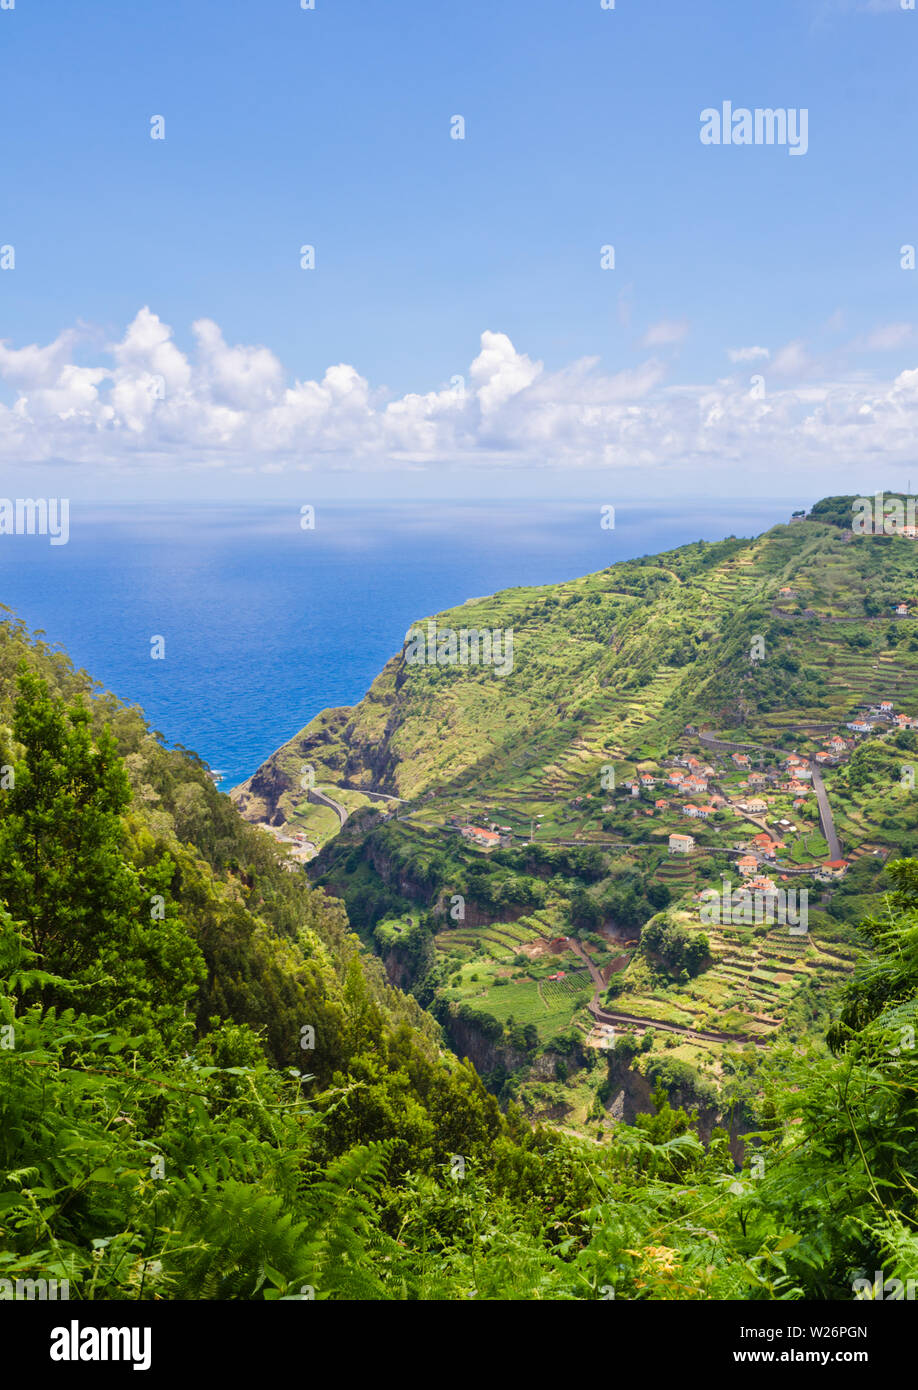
[[0, 670, 203, 1043], [640, 913, 708, 978], [570, 888, 602, 932]]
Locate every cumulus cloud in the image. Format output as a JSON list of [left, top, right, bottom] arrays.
[[468, 330, 542, 414], [192, 318, 285, 408], [0, 328, 82, 389], [0, 307, 918, 480], [112, 306, 191, 394]]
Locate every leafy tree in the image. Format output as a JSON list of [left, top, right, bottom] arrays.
[[0, 671, 203, 1044]]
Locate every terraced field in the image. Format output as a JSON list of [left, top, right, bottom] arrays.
[[239, 516, 918, 871], [238, 505, 918, 1113], [608, 914, 858, 1040]]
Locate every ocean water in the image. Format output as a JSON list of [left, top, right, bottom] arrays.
[[0, 499, 792, 789]]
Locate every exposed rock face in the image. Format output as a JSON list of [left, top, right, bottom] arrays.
[[364, 837, 431, 901], [379, 945, 421, 992], [442, 1012, 529, 1077], [605, 1060, 751, 1162], [438, 900, 528, 930]]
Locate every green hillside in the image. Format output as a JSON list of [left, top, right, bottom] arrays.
[[234, 507, 918, 834], [234, 502, 918, 1117], [5, 498, 918, 1303]]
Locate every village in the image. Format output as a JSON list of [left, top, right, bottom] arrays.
[[447, 694, 917, 904]]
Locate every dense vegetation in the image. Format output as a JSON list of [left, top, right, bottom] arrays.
[[225, 507, 918, 1127], [1, 609, 917, 1299]]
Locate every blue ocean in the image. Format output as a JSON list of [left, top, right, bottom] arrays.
[[0, 500, 792, 789]]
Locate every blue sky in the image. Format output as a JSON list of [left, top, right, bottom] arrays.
[[1, 0, 916, 501]]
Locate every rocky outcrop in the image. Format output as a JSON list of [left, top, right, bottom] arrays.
[[605, 1060, 751, 1162], [443, 1012, 529, 1077], [231, 656, 418, 829]]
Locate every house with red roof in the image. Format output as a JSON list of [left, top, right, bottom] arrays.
[[462, 826, 501, 848]]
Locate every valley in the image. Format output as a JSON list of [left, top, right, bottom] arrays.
[[2, 494, 917, 1303], [233, 496, 918, 1135]]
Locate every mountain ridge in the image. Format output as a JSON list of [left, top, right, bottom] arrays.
[[233, 498, 918, 848]]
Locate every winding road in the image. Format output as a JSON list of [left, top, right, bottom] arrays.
[[308, 786, 349, 827]]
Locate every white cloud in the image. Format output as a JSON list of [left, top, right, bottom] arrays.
[[15, 364, 110, 422], [771, 340, 811, 375], [468, 330, 542, 414], [863, 322, 914, 352], [111, 307, 191, 393], [0, 307, 917, 482], [638, 319, 690, 348], [0, 328, 82, 389], [728, 345, 770, 363], [192, 318, 285, 409]]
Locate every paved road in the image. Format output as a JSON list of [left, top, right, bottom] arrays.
[[809, 764, 842, 860], [589, 1000, 770, 1048], [308, 786, 349, 827], [700, 732, 841, 861], [566, 936, 607, 990]]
